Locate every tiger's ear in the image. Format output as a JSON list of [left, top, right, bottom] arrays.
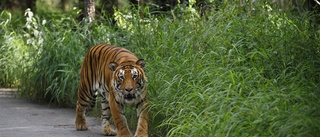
[[136, 59, 145, 68], [109, 62, 118, 71]]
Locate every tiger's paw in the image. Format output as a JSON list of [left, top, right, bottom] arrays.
[[134, 128, 148, 137], [75, 117, 88, 130], [134, 132, 148, 137], [117, 130, 133, 137], [118, 133, 132, 137], [75, 122, 88, 130], [102, 124, 117, 136]]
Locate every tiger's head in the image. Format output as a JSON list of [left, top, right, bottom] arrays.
[[109, 59, 147, 104]]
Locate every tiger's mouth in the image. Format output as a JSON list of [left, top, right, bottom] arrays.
[[124, 94, 136, 100]]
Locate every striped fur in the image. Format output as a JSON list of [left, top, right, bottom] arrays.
[[75, 44, 149, 137]]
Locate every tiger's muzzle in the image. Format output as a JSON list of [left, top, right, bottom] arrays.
[[124, 93, 136, 101]]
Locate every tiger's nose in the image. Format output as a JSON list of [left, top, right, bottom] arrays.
[[125, 88, 133, 92]]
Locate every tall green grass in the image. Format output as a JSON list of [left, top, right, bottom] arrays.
[[133, 5, 320, 136], [19, 11, 116, 105], [0, 11, 27, 87], [1, 2, 319, 136]]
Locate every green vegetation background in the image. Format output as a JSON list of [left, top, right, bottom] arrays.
[[1, 1, 320, 136]]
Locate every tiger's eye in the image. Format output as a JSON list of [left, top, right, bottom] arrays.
[[119, 75, 124, 81], [132, 74, 138, 79]]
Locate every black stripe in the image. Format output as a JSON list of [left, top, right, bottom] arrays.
[[111, 49, 121, 61], [101, 99, 107, 103], [115, 50, 133, 58], [79, 94, 88, 103], [140, 116, 148, 121], [102, 107, 110, 111], [109, 47, 120, 61], [81, 83, 93, 100], [101, 114, 110, 119], [139, 123, 146, 129], [138, 107, 149, 117], [115, 56, 129, 62], [112, 49, 132, 61], [112, 92, 121, 105], [79, 102, 89, 107], [137, 103, 149, 118], [119, 125, 127, 131], [136, 98, 146, 109], [103, 85, 109, 93]]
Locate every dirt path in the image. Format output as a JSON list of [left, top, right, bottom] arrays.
[[0, 90, 109, 137]]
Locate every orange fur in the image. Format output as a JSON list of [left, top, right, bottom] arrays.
[[75, 44, 149, 137]]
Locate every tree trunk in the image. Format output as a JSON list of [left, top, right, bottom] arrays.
[[84, 0, 95, 23], [60, 0, 67, 11]]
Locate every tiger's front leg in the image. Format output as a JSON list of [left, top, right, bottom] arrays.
[[135, 98, 149, 137], [101, 95, 117, 136], [109, 92, 132, 137]]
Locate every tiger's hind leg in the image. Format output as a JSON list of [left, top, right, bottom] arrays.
[[75, 100, 88, 130], [75, 88, 97, 131], [100, 93, 117, 136]]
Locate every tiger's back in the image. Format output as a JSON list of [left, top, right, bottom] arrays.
[[75, 44, 149, 137]]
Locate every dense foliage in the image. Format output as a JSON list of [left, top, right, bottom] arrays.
[[1, 1, 319, 136]]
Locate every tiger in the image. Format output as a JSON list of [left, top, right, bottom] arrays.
[[75, 44, 149, 137]]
